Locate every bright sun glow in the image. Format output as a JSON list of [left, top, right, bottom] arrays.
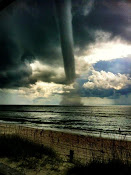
[[81, 38, 131, 64]]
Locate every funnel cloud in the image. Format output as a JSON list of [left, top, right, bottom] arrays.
[[55, 0, 75, 84], [55, 0, 82, 105]]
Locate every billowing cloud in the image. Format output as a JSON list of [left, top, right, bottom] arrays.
[[0, 81, 74, 104], [18, 81, 74, 99], [75, 57, 92, 76], [83, 70, 131, 90], [30, 60, 66, 84]]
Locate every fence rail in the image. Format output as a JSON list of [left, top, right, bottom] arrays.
[[0, 124, 131, 164]]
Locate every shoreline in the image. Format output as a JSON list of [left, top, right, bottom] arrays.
[[0, 123, 131, 164], [1, 121, 130, 141]]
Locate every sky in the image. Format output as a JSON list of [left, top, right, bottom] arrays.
[[0, 0, 131, 105]]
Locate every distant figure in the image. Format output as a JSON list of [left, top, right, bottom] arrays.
[[40, 130, 44, 136]]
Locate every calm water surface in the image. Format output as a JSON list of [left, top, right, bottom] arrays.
[[0, 105, 131, 140]]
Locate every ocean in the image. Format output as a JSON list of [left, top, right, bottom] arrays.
[[0, 105, 131, 140]]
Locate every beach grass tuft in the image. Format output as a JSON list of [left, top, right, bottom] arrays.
[[0, 134, 59, 169], [66, 159, 131, 175]]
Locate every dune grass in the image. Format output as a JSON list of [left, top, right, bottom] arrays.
[[0, 134, 56, 159], [66, 159, 131, 175], [0, 134, 59, 170], [0, 134, 130, 175]]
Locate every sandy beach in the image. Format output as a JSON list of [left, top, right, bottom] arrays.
[[0, 123, 131, 164]]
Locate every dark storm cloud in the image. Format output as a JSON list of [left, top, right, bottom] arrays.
[[0, 0, 130, 88], [0, 31, 33, 88], [6, 0, 61, 63], [0, 0, 62, 88], [94, 58, 131, 75], [72, 0, 131, 49], [0, 61, 33, 88]]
